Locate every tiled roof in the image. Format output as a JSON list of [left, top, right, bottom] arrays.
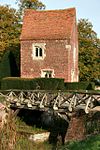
[[20, 8, 76, 40]]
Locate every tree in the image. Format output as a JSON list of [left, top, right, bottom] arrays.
[[0, 50, 19, 78], [0, 1, 46, 76], [16, 0, 45, 15], [0, 5, 21, 62], [78, 19, 100, 81]]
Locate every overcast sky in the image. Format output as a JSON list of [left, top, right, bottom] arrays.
[[0, 0, 100, 38]]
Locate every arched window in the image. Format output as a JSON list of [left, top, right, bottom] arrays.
[[35, 47, 43, 57], [32, 43, 46, 60]]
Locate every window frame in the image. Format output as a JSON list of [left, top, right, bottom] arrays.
[[32, 43, 46, 60], [41, 69, 55, 78]]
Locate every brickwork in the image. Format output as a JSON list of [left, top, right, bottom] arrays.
[[65, 113, 86, 141], [21, 40, 70, 81], [20, 8, 79, 82]]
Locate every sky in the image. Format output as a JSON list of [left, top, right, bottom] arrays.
[[0, 0, 100, 38]]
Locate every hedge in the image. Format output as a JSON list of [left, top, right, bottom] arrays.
[[1, 77, 35, 90], [0, 78, 1, 89], [33, 78, 65, 90], [64, 82, 95, 90], [1, 77, 65, 90], [1, 77, 95, 90]]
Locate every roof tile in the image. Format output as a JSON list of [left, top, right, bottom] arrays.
[[20, 8, 76, 40]]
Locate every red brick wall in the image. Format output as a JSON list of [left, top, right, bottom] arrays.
[[21, 39, 68, 81], [20, 20, 78, 82], [65, 116, 86, 141], [20, 37, 78, 82]]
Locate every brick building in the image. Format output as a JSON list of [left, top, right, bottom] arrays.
[[20, 8, 79, 82]]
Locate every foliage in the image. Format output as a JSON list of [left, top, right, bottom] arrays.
[[0, 111, 17, 150], [16, 0, 45, 15], [3, 124, 100, 150], [0, 50, 19, 79], [58, 135, 100, 150], [1, 77, 65, 90], [1, 77, 34, 90], [10, 115, 52, 150], [64, 82, 95, 90], [0, 51, 11, 79], [0, 2, 45, 73], [94, 79, 100, 86], [16, 116, 46, 134], [33, 78, 65, 90], [0, 5, 21, 62], [15, 136, 52, 150], [85, 112, 100, 135], [78, 19, 100, 81]]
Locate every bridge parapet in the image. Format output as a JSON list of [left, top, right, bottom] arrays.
[[0, 90, 100, 114]]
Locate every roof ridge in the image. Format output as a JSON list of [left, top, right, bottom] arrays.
[[24, 7, 76, 13]]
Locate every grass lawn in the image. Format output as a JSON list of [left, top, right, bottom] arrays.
[[14, 134, 100, 150], [58, 134, 100, 150], [15, 136, 52, 150]]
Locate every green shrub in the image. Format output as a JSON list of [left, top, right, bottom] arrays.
[[33, 78, 65, 90], [1, 77, 36, 90], [1, 77, 95, 91], [0, 51, 11, 79], [1, 77, 65, 90], [0, 78, 1, 89], [59, 135, 100, 150], [64, 82, 95, 90], [0, 50, 19, 79], [85, 112, 100, 135]]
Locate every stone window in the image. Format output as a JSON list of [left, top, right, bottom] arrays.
[[32, 43, 46, 60], [41, 69, 54, 78]]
